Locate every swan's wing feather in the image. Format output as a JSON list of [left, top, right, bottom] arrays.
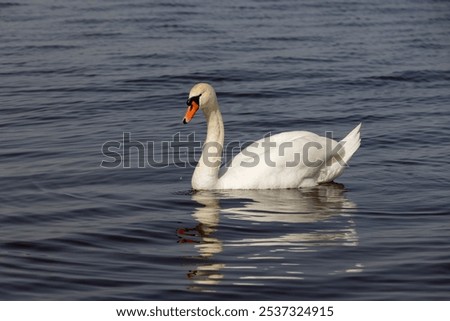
[[317, 123, 362, 183], [219, 131, 341, 189], [223, 131, 317, 168]]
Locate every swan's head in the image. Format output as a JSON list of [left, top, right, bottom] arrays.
[[183, 83, 217, 124]]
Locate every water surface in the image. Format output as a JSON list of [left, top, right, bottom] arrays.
[[1, 0, 450, 300]]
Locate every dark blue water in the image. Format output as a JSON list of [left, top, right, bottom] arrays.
[[1, 0, 450, 300]]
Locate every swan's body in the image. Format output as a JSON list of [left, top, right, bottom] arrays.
[[182, 83, 361, 190]]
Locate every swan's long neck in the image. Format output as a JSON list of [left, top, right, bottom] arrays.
[[192, 102, 224, 190]]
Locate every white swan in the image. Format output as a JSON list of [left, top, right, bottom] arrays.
[[182, 83, 361, 190]]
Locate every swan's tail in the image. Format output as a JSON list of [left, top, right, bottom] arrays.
[[318, 123, 361, 183], [340, 123, 362, 165]]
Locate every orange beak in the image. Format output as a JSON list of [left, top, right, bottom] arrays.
[[183, 100, 199, 124]]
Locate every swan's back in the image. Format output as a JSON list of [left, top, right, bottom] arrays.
[[218, 124, 361, 189]]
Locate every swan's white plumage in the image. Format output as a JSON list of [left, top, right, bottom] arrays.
[[183, 83, 361, 190]]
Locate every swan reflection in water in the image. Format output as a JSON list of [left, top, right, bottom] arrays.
[[177, 183, 363, 290]]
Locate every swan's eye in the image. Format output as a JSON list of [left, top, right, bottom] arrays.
[[186, 94, 201, 107]]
